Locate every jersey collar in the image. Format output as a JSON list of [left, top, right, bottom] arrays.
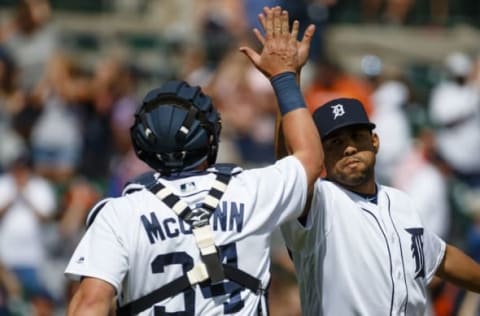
[[354, 185, 378, 204]]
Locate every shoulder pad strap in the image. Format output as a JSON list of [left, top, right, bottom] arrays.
[[208, 163, 243, 176], [85, 198, 113, 228], [122, 183, 144, 196], [122, 171, 160, 195]]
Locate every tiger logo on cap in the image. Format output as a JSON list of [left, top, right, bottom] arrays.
[[331, 104, 346, 120]]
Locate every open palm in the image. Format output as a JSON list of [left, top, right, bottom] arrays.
[[249, 7, 315, 72]]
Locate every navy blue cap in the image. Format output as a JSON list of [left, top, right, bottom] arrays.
[[313, 98, 375, 138]]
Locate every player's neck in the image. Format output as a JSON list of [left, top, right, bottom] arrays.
[[342, 180, 377, 196], [197, 160, 209, 171]]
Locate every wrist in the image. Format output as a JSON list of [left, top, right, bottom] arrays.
[[270, 72, 306, 115]]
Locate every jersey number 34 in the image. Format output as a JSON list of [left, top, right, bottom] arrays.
[[151, 242, 244, 315]]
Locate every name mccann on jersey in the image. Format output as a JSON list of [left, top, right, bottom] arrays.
[[141, 201, 244, 243]]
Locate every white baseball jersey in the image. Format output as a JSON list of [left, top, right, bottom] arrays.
[[281, 179, 446, 316], [65, 156, 307, 316]]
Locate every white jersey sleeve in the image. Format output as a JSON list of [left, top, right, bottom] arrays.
[[423, 228, 446, 283], [281, 179, 329, 254], [242, 156, 308, 229], [65, 199, 129, 292]]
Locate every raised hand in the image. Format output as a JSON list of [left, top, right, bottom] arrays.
[[241, 6, 316, 77], [240, 6, 305, 79]]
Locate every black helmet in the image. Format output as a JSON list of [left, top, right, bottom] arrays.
[[130, 80, 221, 174]]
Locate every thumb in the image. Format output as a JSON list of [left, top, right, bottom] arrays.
[[239, 46, 260, 66]]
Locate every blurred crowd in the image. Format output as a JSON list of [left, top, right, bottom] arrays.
[[0, 0, 480, 315]]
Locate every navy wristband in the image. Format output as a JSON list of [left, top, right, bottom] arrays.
[[270, 72, 306, 115]]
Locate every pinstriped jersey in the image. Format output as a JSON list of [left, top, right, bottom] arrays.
[[281, 180, 446, 316], [65, 156, 307, 316]]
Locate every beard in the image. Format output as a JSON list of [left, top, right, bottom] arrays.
[[336, 170, 370, 188], [329, 155, 376, 189]]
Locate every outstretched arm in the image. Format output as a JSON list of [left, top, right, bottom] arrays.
[[436, 244, 480, 292], [240, 6, 323, 194], [261, 7, 316, 162], [252, 7, 316, 161]]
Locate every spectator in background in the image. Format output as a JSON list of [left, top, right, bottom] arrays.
[[304, 57, 374, 116], [427, 51, 480, 316], [470, 52, 480, 89], [207, 49, 277, 166], [46, 177, 101, 310], [1, 0, 58, 92], [0, 148, 56, 314], [74, 58, 115, 183], [0, 47, 27, 172], [361, 0, 450, 25], [80, 57, 147, 189], [361, 0, 415, 24], [56, 180, 100, 247], [193, 0, 247, 70], [429, 52, 480, 190], [361, 55, 413, 186], [393, 129, 451, 240], [0, 262, 22, 315], [243, 0, 279, 31], [183, 0, 270, 88], [371, 79, 412, 185], [106, 87, 150, 197], [277, 0, 337, 62], [179, 42, 214, 87], [0, 47, 22, 116], [30, 53, 85, 183]]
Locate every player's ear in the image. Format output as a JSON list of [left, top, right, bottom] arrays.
[[372, 132, 379, 154]]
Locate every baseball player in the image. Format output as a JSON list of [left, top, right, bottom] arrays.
[[64, 7, 321, 316], [278, 97, 480, 315]]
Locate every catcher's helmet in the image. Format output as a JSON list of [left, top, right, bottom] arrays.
[[130, 80, 221, 174]]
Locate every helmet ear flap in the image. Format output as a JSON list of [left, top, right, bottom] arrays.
[[130, 111, 157, 145], [137, 111, 157, 143], [130, 112, 158, 165], [206, 120, 221, 165], [207, 138, 218, 165]]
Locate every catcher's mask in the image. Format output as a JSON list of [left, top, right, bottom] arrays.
[[130, 80, 221, 174]]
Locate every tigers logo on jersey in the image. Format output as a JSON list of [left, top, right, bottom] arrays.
[[405, 228, 425, 279]]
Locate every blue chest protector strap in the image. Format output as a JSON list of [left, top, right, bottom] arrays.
[[116, 164, 265, 316]]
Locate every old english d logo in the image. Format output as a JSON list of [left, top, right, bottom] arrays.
[[405, 228, 425, 279], [331, 104, 345, 119]]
